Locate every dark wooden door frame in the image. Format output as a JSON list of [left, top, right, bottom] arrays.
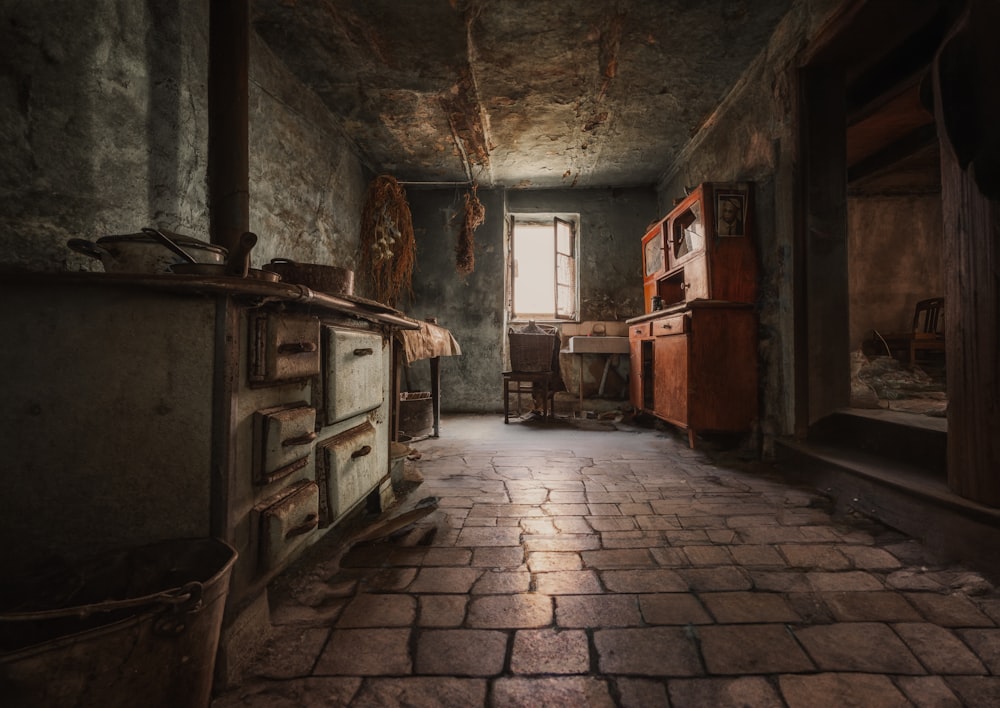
[[934, 3, 1000, 506], [794, 65, 850, 435], [793, 0, 952, 436], [795, 0, 1000, 507]]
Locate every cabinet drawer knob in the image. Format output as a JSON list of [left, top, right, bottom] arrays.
[[351, 444, 373, 458], [353, 347, 374, 356], [661, 323, 672, 330], [278, 341, 318, 354], [282, 431, 317, 447]]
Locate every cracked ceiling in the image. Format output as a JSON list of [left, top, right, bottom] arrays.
[[253, 0, 796, 189]]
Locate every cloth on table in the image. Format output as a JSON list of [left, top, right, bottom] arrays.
[[397, 321, 462, 364]]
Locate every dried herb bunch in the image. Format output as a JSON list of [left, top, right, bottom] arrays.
[[456, 184, 484, 274], [359, 175, 416, 307]]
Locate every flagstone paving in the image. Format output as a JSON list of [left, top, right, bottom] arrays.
[[213, 415, 1000, 707]]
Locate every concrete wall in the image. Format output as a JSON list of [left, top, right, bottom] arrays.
[[0, 1, 368, 274], [0, 1, 211, 271], [847, 195, 944, 347], [249, 36, 369, 269], [403, 187, 657, 412], [657, 0, 843, 446]]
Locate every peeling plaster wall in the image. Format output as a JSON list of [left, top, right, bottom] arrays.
[[403, 187, 657, 413], [0, 2, 368, 274], [248, 36, 369, 268], [658, 0, 843, 444], [400, 188, 508, 414], [848, 195, 944, 348], [0, 1, 211, 272]]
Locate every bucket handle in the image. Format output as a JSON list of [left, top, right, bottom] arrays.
[[0, 581, 204, 622]]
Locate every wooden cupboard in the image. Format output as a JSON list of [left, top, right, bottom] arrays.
[[631, 304, 758, 447], [641, 182, 756, 312], [630, 182, 758, 446]]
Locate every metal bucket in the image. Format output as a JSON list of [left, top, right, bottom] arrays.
[[399, 391, 433, 439], [0, 538, 237, 708]]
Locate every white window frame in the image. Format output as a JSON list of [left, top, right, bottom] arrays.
[[506, 212, 580, 323]]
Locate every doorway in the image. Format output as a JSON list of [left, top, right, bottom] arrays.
[[797, 0, 957, 431], [845, 77, 947, 419]]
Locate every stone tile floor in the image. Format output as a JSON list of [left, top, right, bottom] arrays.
[[213, 415, 1000, 707]]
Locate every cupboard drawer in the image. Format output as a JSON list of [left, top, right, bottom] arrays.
[[258, 480, 320, 572], [317, 421, 380, 526], [629, 323, 651, 339], [252, 402, 316, 485], [652, 314, 688, 337], [250, 313, 321, 384], [322, 327, 384, 425]]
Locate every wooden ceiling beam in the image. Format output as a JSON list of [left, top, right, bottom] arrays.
[[847, 123, 938, 183]]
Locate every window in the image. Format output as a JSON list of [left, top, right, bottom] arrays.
[[507, 214, 578, 321]]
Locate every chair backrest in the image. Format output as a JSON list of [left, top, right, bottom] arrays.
[[508, 323, 559, 372], [912, 297, 944, 334]]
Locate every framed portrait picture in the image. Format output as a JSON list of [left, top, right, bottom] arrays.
[[715, 191, 746, 237]]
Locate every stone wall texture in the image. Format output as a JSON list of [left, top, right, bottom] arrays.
[[404, 187, 657, 413], [0, 1, 210, 271], [0, 1, 368, 274], [248, 34, 369, 269]]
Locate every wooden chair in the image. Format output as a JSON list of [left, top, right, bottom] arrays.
[[503, 325, 563, 423], [908, 297, 945, 367], [503, 370, 555, 423]]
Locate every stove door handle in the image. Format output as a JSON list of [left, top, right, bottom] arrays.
[[282, 431, 317, 447], [353, 347, 374, 356], [278, 341, 318, 354], [351, 445, 373, 459]]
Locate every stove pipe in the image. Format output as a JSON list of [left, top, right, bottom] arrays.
[[208, 0, 250, 253]]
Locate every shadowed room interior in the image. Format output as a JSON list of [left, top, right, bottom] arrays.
[[1, 1, 999, 705]]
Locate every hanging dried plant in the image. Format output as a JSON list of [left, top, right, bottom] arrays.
[[359, 175, 416, 307], [456, 183, 484, 274]]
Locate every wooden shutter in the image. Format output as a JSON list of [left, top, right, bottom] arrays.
[[554, 217, 576, 320]]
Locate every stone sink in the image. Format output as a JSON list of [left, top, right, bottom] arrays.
[[567, 335, 630, 354]]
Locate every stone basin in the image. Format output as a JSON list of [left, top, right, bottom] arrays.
[[567, 335, 630, 354]]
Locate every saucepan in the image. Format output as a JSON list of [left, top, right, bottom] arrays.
[[169, 231, 281, 282], [262, 258, 354, 295], [67, 227, 227, 274]]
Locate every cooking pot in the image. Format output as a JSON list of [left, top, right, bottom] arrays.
[[169, 232, 279, 281], [262, 258, 354, 296], [68, 228, 227, 274]]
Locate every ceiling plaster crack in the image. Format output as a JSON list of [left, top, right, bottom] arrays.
[[567, 4, 626, 187], [446, 110, 475, 184], [462, 0, 494, 186]]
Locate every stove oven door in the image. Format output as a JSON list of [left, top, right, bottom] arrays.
[[321, 327, 384, 425], [316, 420, 379, 526]]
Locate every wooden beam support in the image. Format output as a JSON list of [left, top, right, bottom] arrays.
[[935, 3, 1000, 506], [848, 123, 938, 183]]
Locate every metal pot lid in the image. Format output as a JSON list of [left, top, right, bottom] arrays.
[[96, 231, 228, 255]]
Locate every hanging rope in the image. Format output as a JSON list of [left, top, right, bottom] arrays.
[[455, 183, 484, 274], [359, 175, 416, 307]]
